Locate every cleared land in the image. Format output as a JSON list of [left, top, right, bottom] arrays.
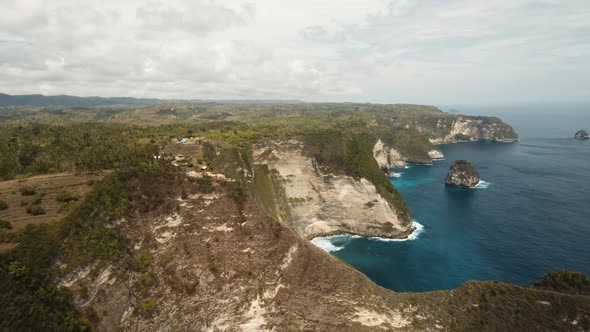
[[0, 172, 106, 252]]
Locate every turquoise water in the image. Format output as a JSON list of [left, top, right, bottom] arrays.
[[316, 139, 590, 292]]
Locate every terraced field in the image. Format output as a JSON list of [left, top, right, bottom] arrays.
[[0, 172, 106, 252]]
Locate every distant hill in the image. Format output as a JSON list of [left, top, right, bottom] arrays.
[[0, 93, 302, 107]]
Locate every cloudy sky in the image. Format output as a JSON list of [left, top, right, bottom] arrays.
[[1, 0, 589, 104]]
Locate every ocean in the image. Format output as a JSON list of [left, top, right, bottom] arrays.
[[312, 105, 590, 292]]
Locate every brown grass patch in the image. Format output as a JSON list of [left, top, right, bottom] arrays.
[[0, 172, 106, 234]]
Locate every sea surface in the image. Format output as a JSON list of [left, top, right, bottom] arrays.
[[312, 105, 590, 292]]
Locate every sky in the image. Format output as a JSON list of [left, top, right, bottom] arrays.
[[1, 0, 589, 105]]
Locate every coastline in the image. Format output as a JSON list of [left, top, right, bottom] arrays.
[[434, 138, 519, 145], [306, 224, 416, 241], [309, 221, 423, 252]]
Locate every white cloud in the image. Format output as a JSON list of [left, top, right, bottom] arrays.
[[0, 0, 589, 104]]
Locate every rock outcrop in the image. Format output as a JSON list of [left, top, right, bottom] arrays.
[[428, 149, 445, 160], [575, 129, 589, 140], [445, 160, 481, 188], [429, 116, 518, 144], [372, 139, 406, 170], [254, 140, 412, 239]]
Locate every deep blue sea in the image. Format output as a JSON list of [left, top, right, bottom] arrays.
[[312, 105, 590, 292]]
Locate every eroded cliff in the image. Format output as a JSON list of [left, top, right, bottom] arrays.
[[253, 140, 412, 239], [53, 170, 590, 332]]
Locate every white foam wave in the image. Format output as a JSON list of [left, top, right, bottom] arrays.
[[370, 221, 425, 242], [474, 180, 491, 189], [390, 172, 402, 178], [310, 221, 424, 252], [310, 237, 344, 252]]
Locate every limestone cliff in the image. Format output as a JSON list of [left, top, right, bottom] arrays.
[[372, 139, 406, 170], [428, 116, 518, 144], [445, 160, 481, 188], [254, 140, 412, 239], [373, 139, 445, 169]]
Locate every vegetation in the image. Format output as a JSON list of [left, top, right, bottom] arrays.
[[0, 219, 12, 230], [534, 270, 590, 295], [0, 223, 91, 331], [134, 250, 153, 271], [0, 124, 159, 180], [0, 199, 7, 210], [195, 175, 214, 193], [26, 203, 46, 216], [19, 186, 37, 196], [139, 298, 157, 314], [379, 127, 436, 163], [0, 165, 178, 330], [56, 191, 81, 203]]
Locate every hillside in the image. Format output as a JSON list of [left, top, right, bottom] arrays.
[[1, 168, 589, 331]]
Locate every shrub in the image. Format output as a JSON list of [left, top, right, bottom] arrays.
[[31, 195, 42, 205], [0, 219, 12, 230], [196, 176, 214, 193], [19, 186, 37, 196], [26, 204, 46, 216], [134, 251, 152, 271], [0, 199, 8, 210], [138, 272, 155, 287], [79, 286, 89, 300], [139, 298, 157, 314], [56, 191, 81, 203]]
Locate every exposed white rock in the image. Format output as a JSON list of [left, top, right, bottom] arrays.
[[429, 117, 516, 144], [351, 308, 410, 329], [373, 139, 406, 169], [428, 149, 445, 160], [254, 141, 411, 239]]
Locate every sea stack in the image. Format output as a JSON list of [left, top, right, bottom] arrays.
[[575, 129, 589, 140], [445, 160, 481, 188]]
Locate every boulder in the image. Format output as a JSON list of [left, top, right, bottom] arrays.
[[445, 160, 480, 188], [575, 129, 589, 140]]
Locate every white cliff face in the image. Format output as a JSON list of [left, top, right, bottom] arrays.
[[430, 117, 517, 144], [428, 150, 444, 160], [372, 139, 406, 170], [254, 141, 411, 239]]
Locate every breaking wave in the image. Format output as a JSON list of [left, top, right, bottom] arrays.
[[310, 221, 424, 252], [310, 237, 344, 252], [370, 221, 424, 242], [474, 180, 491, 189]]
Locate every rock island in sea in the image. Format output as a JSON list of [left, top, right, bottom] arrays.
[[445, 160, 481, 188], [575, 129, 589, 140]]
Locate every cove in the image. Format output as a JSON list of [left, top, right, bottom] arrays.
[[319, 139, 590, 292]]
